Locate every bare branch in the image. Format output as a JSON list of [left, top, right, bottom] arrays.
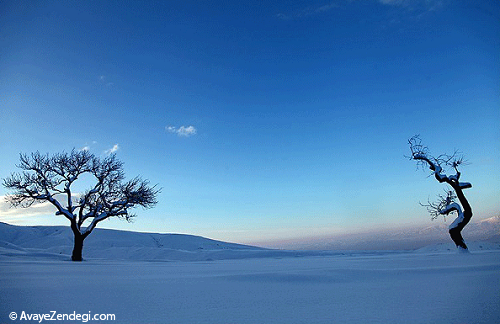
[[3, 149, 159, 234], [408, 135, 473, 250], [420, 190, 457, 220], [408, 135, 471, 190]]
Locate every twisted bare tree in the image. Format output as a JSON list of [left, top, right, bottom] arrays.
[[408, 135, 472, 251], [3, 150, 160, 261]]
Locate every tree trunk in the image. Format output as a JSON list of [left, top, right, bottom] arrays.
[[70, 219, 86, 261], [72, 234, 84, 261], [449, 228, 467, 250], [449, 186, 472, 251]]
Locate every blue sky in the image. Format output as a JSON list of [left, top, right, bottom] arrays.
[[1, 0, 499, 245]]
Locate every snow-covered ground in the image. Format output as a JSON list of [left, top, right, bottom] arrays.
[[1, 223, 499, 323]]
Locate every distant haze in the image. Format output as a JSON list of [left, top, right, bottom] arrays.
[[252, 216, 500, 250]]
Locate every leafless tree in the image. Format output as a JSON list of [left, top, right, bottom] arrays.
[[3, 150, 160, 261], [408, 135, 472, 251]]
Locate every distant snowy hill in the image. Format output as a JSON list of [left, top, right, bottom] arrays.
[[1, 217, 499, 262], [0, 222, 329, 262], [265, 216, 500, 251], [0, 222, 268, 261]]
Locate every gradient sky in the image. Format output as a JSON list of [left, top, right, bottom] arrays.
[[1, 0, 499, 246]]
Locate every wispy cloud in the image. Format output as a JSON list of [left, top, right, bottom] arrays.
[[377, 0, 442, 6], [378, 0, 446, 11], [277, 2, 340, 20], [277, 0, 445, 19], [105, 144, 119, 155], [315, 3, 341, 13], [166, 125, 197, 137], [376, 0, 447, 19], [99, 75, 114, 87], [80, 141, 97, 152]]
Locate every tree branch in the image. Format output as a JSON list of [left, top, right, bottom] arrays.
[[3, 150, 159, 238]]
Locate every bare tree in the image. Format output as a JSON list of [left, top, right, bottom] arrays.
[[3, 150, 160, 261], [408, 135, 472, 251]]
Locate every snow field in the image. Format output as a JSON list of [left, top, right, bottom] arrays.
[[1, 250, 499, 324]]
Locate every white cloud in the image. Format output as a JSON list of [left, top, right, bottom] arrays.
[[0, 196, 57, 222], [166, 126, 176, 133], [177, 126, 197, 137], [166, 125, 197, 137], [105, 144, 119, 155], [0, 194, 82, 225]]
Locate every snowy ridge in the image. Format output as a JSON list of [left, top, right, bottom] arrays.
[[0, 222, 338, 262], [2, 219, 500, 262]]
